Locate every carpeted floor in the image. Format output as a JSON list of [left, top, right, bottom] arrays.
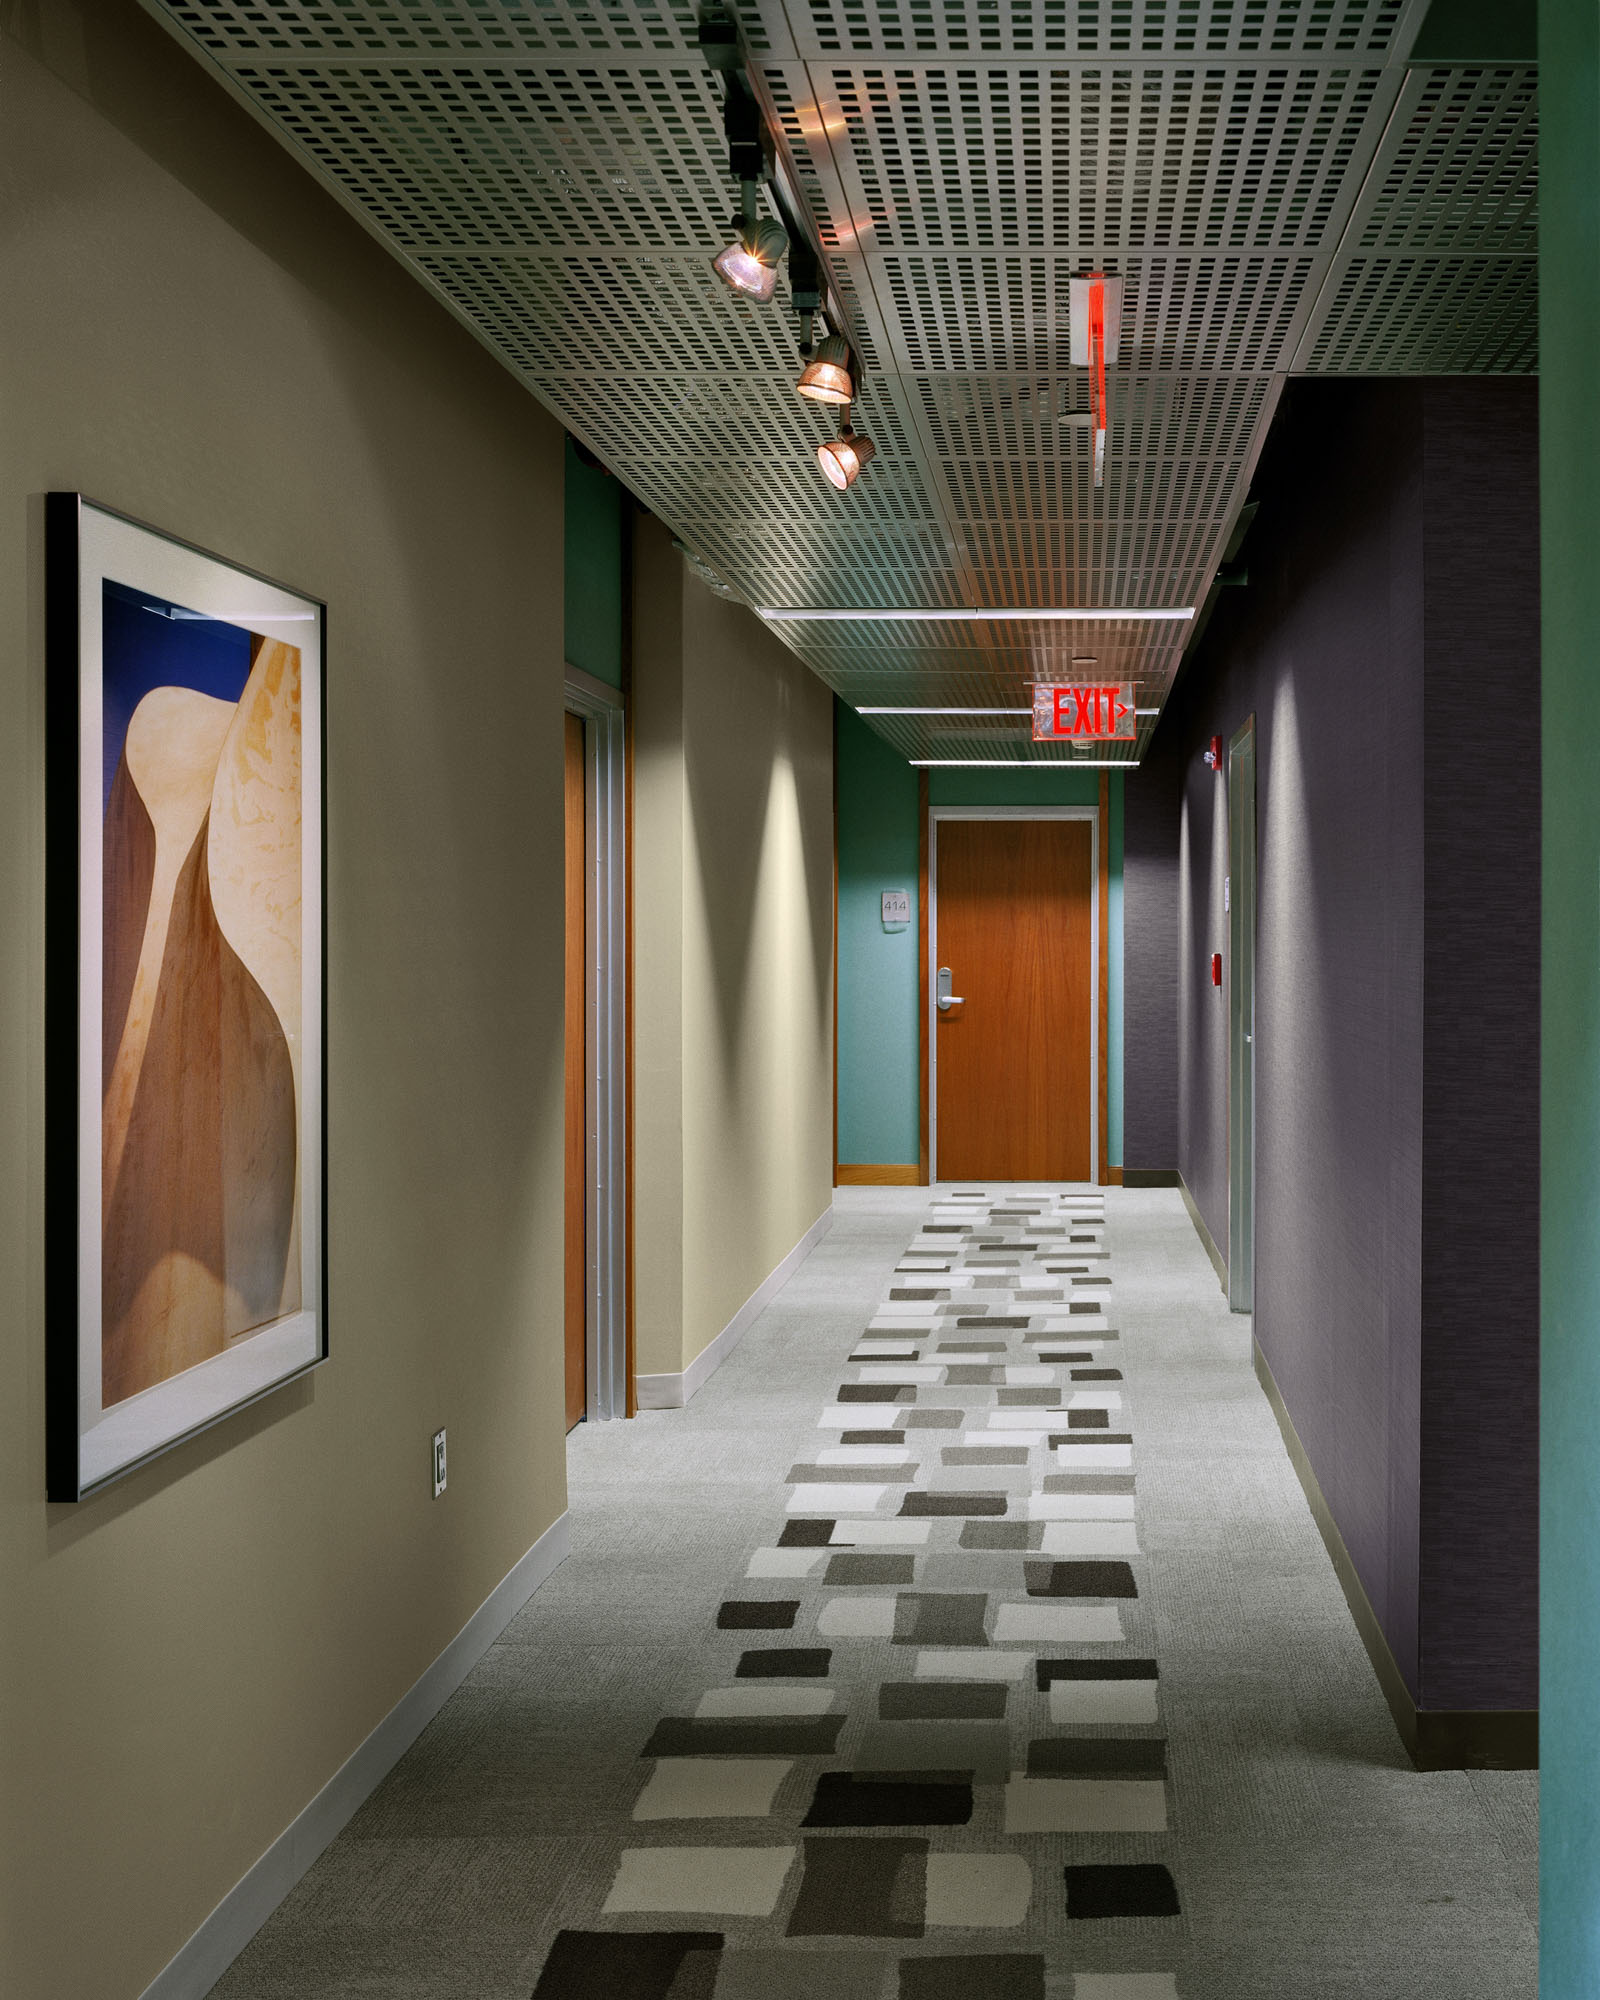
[[207, 1187, 1537, 1999]]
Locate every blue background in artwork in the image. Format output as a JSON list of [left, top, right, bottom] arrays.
[[102, 580, 252, 810]]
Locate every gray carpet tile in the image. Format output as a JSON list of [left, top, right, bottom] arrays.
[[206, 1188, 1536, 2000]]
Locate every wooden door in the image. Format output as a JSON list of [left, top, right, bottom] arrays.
[[564, 712, 587, 1431], [934, 818, 1094, 1182]]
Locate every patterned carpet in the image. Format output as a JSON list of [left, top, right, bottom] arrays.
[[207, 1186, 1537, 2000], [532, 1188, 1176, 1999]]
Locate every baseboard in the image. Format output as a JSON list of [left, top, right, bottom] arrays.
[[1252, 1341, 1537, 1772], [1122, 1167, 1179, 1188], [1104, 1166, 1124, 1187], [138, 1509, 571, 2000], [1178, 1172, 1228, 1293], [636, 1206, 835, 1410], [835, 1163, 923, 1186]]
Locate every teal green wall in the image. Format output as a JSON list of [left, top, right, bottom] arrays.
[[563, 435, 624, 688], [836, 720, 1126, 1170], [929, 769, 1100, 806], [1541, 2, 1596, 1990], [836, 704, 922, 1166]]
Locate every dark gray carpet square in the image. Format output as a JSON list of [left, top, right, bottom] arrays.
[[879, 1682, 1008, 1720], [893, 1593, 989, 1646], [1063, 1864, 1180, 1918], [1026, 1737, 1167, 1777], [779, 1520, 835, 1547], [738, 1648, 832, 1677], [641, 1717, 844, 1756], [717, 1601, 799, 1630], [790, 1464, 918, 1483], [854, 1722, 1011, 1780], [825, 1553, 917, 1586], [1023, 1560, 1137, 1599], [803, 1772, 973, 1827], [900, 1494, 1007, 1517], [1037, 1658, 1158, 1687], [529, 1931, 723, 1999], [897, 1954, 1045, 2000], [958, 1521, 1035, 1551], [787, 1836, 928, 1938]]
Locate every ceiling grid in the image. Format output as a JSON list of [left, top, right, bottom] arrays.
[[144, 0, 1534, 764]]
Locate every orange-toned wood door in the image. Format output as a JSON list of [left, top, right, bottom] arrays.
[[564, 712, 587, 1431], [934, 818, 1094, 1182]]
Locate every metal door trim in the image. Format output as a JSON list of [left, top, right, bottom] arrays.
[[564, 669, 628, 1421]]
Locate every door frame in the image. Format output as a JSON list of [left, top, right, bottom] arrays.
[[926, 806, 1101, 1185], [564, 666, 629, 1421]]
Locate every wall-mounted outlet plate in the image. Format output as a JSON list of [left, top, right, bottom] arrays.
[[432, 1428, 447, 1498]]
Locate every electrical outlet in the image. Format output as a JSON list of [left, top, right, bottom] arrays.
[[432, 1428, 447, 1498]]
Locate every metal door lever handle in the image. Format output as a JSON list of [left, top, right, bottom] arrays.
[[937, 993, 965, 1012]]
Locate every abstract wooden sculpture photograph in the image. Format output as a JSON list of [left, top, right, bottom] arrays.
[[47, 498, 325, 1499]]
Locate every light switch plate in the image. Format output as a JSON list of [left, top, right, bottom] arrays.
[[432, 1428, 447, 1498]]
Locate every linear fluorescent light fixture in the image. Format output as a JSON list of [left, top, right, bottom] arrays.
[[761, 607, 1193, 622], [858, 705, 1032, 715], [910, 758, 1140, 769]]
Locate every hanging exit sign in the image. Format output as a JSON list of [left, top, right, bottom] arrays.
[[1032, 683, 1137, 743]]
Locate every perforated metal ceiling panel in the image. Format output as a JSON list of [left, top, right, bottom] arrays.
[[143, 0, 1535, 764]]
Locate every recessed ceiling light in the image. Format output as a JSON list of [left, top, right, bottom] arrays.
[[759, 607, 1194, 622]]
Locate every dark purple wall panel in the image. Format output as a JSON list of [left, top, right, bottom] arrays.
[[1156, 379, 1537, 1712], [1418, 379, 1540, 1710], [1122, 732, 1182, 1171]]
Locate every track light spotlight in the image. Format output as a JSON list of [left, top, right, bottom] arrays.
[[712, 183, 788, 302], [796, 334, 856, 405], [817, 413, 876, 490]]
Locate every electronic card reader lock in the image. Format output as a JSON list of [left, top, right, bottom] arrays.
[[936, 966, 965, 1013]]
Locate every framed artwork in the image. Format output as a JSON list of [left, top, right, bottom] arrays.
[[46, 496, 326, 1500]]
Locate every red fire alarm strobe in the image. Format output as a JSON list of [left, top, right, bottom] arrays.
[[1211, 953, 1223, 987], [1204, 734, 1223, 769]]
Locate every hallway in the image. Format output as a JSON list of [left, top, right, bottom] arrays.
[[209, 1191, 1537, 1999]]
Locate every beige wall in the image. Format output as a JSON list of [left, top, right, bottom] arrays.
[[0, 8, 569, 1996], [633, 518, 835, 1378]]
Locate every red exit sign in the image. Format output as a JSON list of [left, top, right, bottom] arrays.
[[1032, 683, 1136, 743]]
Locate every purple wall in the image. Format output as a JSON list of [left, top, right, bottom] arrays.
[[1418, 382, 1541, 1709], [1122, 730, 1182, 1173], [1128, 379, 1538, 1713]]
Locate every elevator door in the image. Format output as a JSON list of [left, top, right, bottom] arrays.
[[1227, 716, 1257, 1314], [564, 711, 587, 1430], [934, 818, 1094, 1182]]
